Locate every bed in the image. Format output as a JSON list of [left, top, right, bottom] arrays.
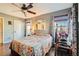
[[9, 30, 53, 56]]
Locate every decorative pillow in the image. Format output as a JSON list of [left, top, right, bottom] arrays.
[[34, 30, 48, 36]]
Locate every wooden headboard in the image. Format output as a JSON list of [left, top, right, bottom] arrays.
[[34, 30, 48, 36]]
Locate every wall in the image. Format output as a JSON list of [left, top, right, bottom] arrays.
[[28, 8, 70, 34], [0, 13, 25, 43]]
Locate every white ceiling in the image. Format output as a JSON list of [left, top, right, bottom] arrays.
[[0, 3, 72, 19]]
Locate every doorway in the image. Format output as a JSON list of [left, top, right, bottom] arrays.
[[0, 17, 3, 45], [26, 22, 31, 36]]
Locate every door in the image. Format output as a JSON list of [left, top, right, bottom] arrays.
[[0, 18, 3, 45], [14, 20, 21, 39], [26, 23, 31, 36], [14, 20, 25, 39]]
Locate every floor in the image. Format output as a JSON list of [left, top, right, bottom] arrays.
[[0, 43, 11, 56], [0, 43, 55, 56]]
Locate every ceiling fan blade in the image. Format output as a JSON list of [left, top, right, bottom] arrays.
[[23, 4, 26, 7], [26, 3, 33, 9], [21, 10, 27, 17], [11, 3, 21, 9], [27, 10, 36, 14]]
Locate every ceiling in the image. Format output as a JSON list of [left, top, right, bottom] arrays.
[[0, 3, 72, 19]]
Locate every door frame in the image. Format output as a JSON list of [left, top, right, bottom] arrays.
[[0, 17, 4, 44]]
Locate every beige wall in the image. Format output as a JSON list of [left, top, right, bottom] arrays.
[[28, 8, 71, 34]]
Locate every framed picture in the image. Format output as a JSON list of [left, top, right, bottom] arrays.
[[8, 21, 12, 25]]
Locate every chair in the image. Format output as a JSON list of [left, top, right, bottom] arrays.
[[55, 38, 72, 56]]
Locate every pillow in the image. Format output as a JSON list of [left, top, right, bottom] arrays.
[[34, 30, 48, 36]]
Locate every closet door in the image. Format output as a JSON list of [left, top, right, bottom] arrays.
[[14, 20, 25, 39]]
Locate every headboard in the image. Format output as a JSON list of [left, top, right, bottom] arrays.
[[34, 30, 48, 36]]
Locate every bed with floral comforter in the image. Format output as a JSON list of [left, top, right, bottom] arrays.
[[10, 34, 52, 56]]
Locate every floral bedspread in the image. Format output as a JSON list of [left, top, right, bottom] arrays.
[[10, 35, 52, 56]]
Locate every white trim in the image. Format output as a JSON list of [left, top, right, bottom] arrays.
[[0, 17, 4, 44]]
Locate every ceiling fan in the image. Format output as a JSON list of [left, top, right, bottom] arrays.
[[11, 3, 36, 17]]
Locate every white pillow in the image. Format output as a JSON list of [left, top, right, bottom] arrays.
[[34, 30, 48, 36]]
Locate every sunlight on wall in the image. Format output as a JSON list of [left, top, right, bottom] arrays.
[[31, 20, 47, 34]]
